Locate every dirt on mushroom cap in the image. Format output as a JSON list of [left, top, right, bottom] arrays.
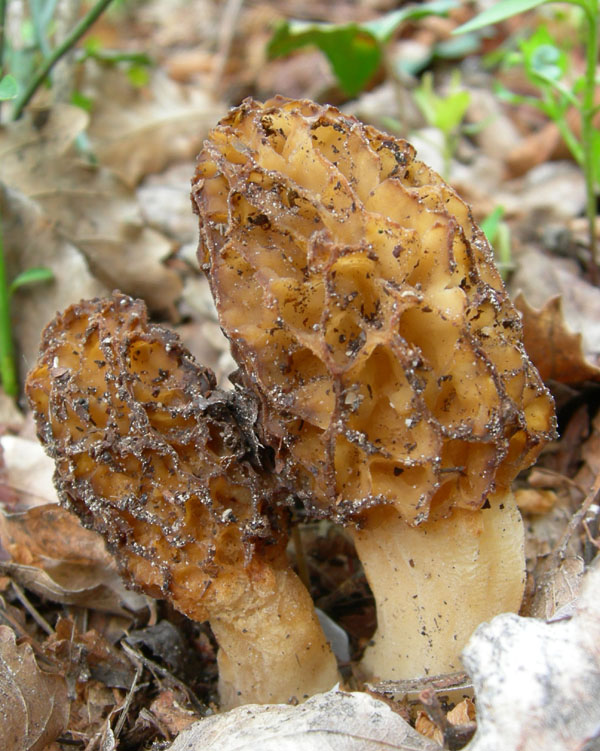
[[192, 96, 557, 526], [25, 293, 290, 623]]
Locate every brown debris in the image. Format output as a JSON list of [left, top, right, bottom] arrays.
[[516, 294, 600, 384]]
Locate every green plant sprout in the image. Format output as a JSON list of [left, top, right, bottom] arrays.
[[454, 0, 600, 284], [75, 36, 153, 89], [413, 69, 471, 180], [480, 205, 513, 279], [267, 0, 458, 98]]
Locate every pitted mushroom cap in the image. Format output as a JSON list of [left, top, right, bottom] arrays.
[[192, 97, 556, 525], [25, 293, 288, 622]]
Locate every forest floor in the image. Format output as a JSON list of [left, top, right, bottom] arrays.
[[0, 1, 599, 750]]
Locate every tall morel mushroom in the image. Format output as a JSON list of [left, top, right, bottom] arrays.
[[192, 97, 557, 680], [25, 293, 339, 707]]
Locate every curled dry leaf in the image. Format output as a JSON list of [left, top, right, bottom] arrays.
[[0, 436, 58, 509], [166, 688, 440, 751], [0, 104, 181, 315], [515, 294, 600, 384], [0, 625, 69, 751], [84, 67, 225, 187], [0, 504, 148, 616], [463, 558, 600, 751]]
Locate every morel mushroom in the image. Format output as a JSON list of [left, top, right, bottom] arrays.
[[25, 293, 339, 707], [192, 97, 557, 680]]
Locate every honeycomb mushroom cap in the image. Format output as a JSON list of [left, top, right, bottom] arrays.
[[25, 293, 289, 623], [192, 96, 556, 525]]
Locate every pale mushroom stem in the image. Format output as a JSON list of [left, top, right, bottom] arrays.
[[351, 492, 525, 681], [209, 567, 340, 709]]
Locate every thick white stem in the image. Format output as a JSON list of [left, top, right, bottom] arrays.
[[211, 567, 340, 709], [351, 492, 525, 680]]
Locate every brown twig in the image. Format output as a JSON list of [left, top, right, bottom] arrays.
[[554, 471, 600, 561], [210, 0, 244, 94], [10, 579, 54, 635]]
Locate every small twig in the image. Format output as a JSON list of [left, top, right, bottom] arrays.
[[0, 598, 56, 667], [121, 641, 207, 715], [11, 580, 54, 635], [210, 0, 244, 94], [12, 0, 116, 119], [113, 651, 142, 740], [554, 471, 600, 561], [419, 687, 449, 732], [583, 518, 600, 548]]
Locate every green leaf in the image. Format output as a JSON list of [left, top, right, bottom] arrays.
[[127, 63, 150, 87], [480, 206, 505, 243], [362, 0, 459, 43], [83, 35, 103, 55], [267, 0, 459, 97], [413, 72, 437, 126], [9, 267, 54, 296], [71, 89, 93, 111], [414, 71, 470, 135], [268, 21, 381, 97], [437, 89, 471, 132], [520, 26, 567, 83], [434, 32, 483, 59], [453, 0, 550, 35], [0, 75, 18, 101], [493, 80, 538, 107]]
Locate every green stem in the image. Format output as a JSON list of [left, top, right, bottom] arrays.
[[579, 0, 599, 283], [0, 212, 18, 398], [0, 0, 7, 122], [554, 112, 584, 166], [0, 0, 6, 71], [12, 0, 116, 120]]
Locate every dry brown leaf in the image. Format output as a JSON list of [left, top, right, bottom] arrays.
[[0, 625, 69, 751], [0, 184, 107, 385], [83, 66, 225, 187], [464, 557, 600, 750], [415, 711, 444, 745], [0, 436, 58, 509], [529, 554, 586, 621], [447, 697, 475, 726], [149, 690, 199, 736], [0, 504, 148, 616], [0, 104, 181, 314], [575, 410, 600, 490], [515, 293, 600, 383], [514, 488, 558, 514], [45, 618, 136, 690], [166, 688, 440, 751], [505, 122, 562, 177], [511, 243, 600, 357]]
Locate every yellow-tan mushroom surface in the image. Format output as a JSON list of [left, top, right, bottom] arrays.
[[192, 96, 556, 526]]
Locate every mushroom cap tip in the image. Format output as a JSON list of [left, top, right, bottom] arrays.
[[193, 96, 556, 525]]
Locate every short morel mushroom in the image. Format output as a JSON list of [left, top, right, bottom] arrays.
[[192, 97, 557, 680], [25, 293, 339, 707]]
